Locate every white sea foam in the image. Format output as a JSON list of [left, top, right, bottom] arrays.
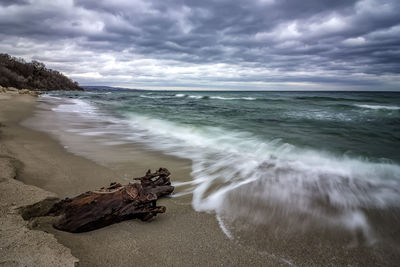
[[80, 131, 108, 136], [51, 99, 98, 115], [171, 94, 257, 100], [175, 93, 186, 97], [138, 93, 258, 101], [40, 95, 63, 100], [209, 96, 256, 100], [188, 95, 203, 99], [355, 104, 400, 110], [216, 214, 234, 240], [121, 112, 400, 240]]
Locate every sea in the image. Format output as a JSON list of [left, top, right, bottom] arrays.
[[34, 90, 400, 248]]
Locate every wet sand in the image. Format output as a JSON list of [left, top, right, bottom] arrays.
[[1, 93, 400, 266], [0, 95, 287, 266], [0, 94, 78, 266]]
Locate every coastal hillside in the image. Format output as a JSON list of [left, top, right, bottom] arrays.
[[0, 53, 82, 91]]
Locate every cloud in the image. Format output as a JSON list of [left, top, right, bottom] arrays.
[[0, 0, 29, 7], [0, 0, 399, 90]]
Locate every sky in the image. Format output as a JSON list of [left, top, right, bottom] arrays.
[[0, 0, 400, 91]]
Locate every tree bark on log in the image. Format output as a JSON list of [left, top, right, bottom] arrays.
[[47, 168, 174, 233]]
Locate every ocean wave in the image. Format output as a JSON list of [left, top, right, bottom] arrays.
[[354, 104, 400, 110], [139, 94, 170, 99], [51, 99, 98, 115], [120, 112, 400, 241], [286, 110, 353, 121], [174, 93, 256, 101], [209, 96, 256, 100], [48, 97, 400, 242], [188, 95, 204, 99], [295, 96, 376, 102], [40, 94, 63, 100]]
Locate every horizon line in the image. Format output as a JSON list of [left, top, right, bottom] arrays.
[[81, 85, 400, 93]]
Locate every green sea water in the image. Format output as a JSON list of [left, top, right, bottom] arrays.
[[44, 90, 400, 244], [51, 90, 400, 162]]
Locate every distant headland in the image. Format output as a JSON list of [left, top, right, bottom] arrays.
[[0, 53, 82, 91]]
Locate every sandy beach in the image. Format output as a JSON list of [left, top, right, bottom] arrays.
[[0, 95, 287, 266], [1, 93, 400, 267], [0, 94, 78, 266]]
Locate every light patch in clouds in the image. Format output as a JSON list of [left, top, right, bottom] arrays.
[[0, 0, 399, 90], [343, 37, 366, 46], [308, 16, 347, 35]]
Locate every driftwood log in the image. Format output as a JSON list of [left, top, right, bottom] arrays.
[[47, 168, 174, 233]]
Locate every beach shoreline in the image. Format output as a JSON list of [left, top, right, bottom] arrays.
[[0, 94, 286, 266], [0, 94, 78, 266], [1, 93, 400, 267]]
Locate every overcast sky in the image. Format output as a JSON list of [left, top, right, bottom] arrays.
[[1, 0, 400, 90]]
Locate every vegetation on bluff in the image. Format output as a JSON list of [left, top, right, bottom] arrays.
[[0, 53, 82, 91]]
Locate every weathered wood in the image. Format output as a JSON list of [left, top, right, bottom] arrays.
[[48, 168, 174, 233]]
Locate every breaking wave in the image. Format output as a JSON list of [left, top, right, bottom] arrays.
[[120, 112, 400, 241], [174, 93, 256, 100], [354, 104, 400, 110], [45, 95, 400, 242]]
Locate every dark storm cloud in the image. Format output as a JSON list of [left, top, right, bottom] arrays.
[[0, 0, 29, 7], [0, 0, 399, 90]]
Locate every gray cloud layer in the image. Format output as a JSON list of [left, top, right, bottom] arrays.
[[1, 0, 399, 90]]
